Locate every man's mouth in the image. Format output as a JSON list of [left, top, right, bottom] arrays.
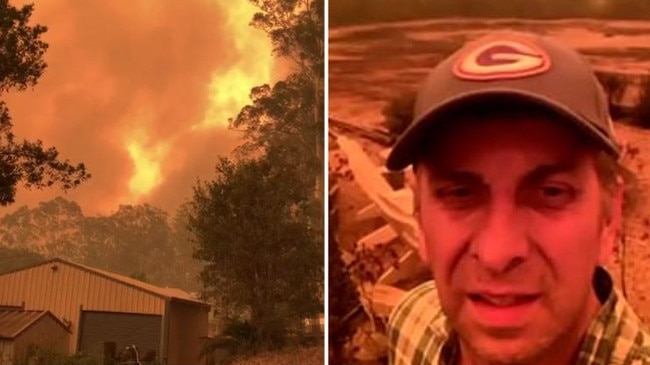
[[465, 292, 541, 329], [468, 293, 539, 307]]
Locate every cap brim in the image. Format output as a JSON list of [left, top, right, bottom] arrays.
[[385, 88, 620, 171]]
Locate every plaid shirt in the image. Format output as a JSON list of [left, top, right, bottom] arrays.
[[387, 267, 650, 365]]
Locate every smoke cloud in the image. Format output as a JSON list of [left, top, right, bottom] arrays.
[[1, 0, 276, 215]]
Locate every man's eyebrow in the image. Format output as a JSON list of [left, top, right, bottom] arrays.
[[427, 161, 580, 184], [520, 162, 581, 184], [428, 169, 484, 184]]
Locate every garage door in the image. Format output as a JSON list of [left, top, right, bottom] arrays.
[[78, 311, 162, 361]]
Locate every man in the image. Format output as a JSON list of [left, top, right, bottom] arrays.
[[385, 31, 650, 365]]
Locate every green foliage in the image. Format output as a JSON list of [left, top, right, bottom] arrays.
[[231, 74, 322, 191], [233, 0, 324, 190], [0, 197, 202, 292], [327, 185, 358, 364], [26, 346, 100, 365], [169, 202, 203, 291], [200, 318, 259, 362], [82, 204, 175, 279], [0, 0, 47, 93], [81, 203, 201, 291], [222, 319, 258, 350], [201, 317, 321, 364], [190, 0, 323, 353], [250, 0, 323, 79], [234, 0, 324, 277], [0, 2, 90, 205], [228, 346, 322, 365], [190, 157, 321, 348], [0, 197, 86, 260], [0, 244, 43, 273]]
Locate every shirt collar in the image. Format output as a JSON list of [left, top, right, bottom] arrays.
[[577, 267, 650, 365]]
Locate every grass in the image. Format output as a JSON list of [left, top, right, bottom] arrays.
[[230, 346, 323, 365]]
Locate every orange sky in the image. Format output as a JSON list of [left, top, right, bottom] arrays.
[[0, 0, 276, 216]]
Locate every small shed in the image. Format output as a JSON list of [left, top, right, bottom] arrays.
[[0, 258, 210, 365], [0, 308, 70, 365]]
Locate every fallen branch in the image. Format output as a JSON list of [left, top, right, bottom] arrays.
[[329, 117, 395, 146]]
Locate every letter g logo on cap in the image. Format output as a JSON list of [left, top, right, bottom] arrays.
[[453, 38, 551, 81]]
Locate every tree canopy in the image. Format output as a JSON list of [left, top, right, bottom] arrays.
[[188, 0, 323, 350], [0, 197, 202, 292], [0, 1, 89, 206], [190, 157, 321, 345]]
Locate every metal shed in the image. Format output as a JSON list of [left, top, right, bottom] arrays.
[[0, 258, 210, 365], [0, 308, 70, 365]]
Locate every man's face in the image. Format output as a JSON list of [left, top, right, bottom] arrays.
[[415, 113, 620, 364]]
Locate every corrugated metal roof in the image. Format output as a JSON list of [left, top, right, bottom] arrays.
[[72, 261, 205, 305], [1, 258, 208, 307], [0, 310, 50, 339]]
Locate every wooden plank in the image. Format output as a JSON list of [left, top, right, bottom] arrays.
[[329, 117, 395, 146], [356, 225, 398, 251], [358, 284, 407, 318], [376, 249, 424, 286], [356, 203, 381, 221]]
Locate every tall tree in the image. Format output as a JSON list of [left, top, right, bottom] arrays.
[[0, 1, 89, 206], [249, 0, 323, 79], [27, 197, 85, 260], [0, 197, 199, 291], [85, 204, 176, 283], [81, 203, 194, 290], [189, 157, 321, 349], [230, 0, 324, 294], [169, 202, 203, 292], [80, 214, 117, 269], [0, 205, 39, 249], [190, 0, 324, 350], [232, 0, 324, 198], [0, 197, 85, 260]]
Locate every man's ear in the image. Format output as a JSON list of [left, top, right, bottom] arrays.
[[600, 180, 624, 265]]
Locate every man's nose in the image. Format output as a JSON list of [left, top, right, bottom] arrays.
[[470, 201, 529, 273]]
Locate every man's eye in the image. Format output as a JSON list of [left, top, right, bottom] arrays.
[[528, 184, 576, 209], [438, 186, 472, 197], [541, 185, 565, 197], [435, 185, 484, 208]]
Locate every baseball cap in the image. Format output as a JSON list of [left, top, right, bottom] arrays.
[[386, 31, 621, 171]]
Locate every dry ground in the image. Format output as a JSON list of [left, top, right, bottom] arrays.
[[231, 346, 323, 365]]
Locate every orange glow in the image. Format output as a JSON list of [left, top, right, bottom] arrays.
[[196, 0, 273, 130], [125, 0, 272, 200], [0, 0, 275, 215], [126, 141, 165, 198], [125, 124, 171, 199]]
